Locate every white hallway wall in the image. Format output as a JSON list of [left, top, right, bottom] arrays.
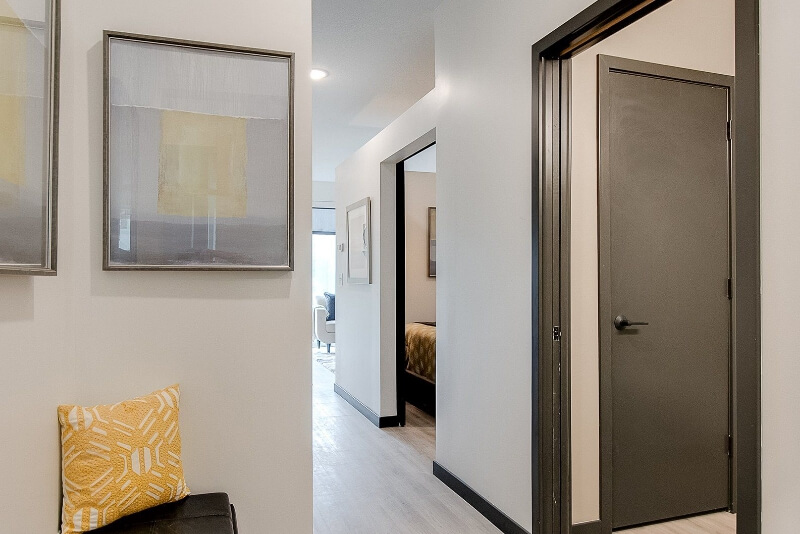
[[761, 0, 800, 532], [435, 0, 600, 529], [335, 89, 441, 418], [0, 1, 312, 532], [404, 171, 437, 324]]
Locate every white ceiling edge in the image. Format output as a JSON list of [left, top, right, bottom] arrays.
[[403, 144, 436, 173]]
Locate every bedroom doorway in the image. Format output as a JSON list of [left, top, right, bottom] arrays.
[[396, 142, 437, 428]]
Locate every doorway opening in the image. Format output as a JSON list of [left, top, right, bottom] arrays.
[[312, 206, 337, 368], [395, 142, 437, 428], [598, 55, 734, 531], [533, 0, 760, 533]]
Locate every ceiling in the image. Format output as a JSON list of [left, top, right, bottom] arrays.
[[312, 0, 441, 182]]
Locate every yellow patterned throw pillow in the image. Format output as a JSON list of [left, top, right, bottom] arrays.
[[58, 385, 190, 534]]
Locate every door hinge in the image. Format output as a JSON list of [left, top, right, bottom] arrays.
[[727, 435, 733, 456], [553, 326, 562, 342], [727, 278, 732, 299], [726, 120, 732, 141]]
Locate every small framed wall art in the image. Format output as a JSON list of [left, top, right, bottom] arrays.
[[103, 32, 294, 270], [428, 207, 436, 277], [0, 0, 60, 275], [346, 197, 371, 284]]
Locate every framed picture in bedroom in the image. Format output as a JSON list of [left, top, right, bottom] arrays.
[[103, 31, 294, 271], [428, 207, 436, 277], [0, 0, 60, 275], [346, 197, 371, 284]]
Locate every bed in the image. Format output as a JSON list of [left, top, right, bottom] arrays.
[[404, 322, 436, 416]]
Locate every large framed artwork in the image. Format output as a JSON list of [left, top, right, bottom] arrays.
[[428, 207, 436, 277], [103, 32, 294, 271], [0, 0, 60, 275], [346, 197, 371, 284]]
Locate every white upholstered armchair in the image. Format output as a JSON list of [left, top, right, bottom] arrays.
[[313, 295, 335, 352]]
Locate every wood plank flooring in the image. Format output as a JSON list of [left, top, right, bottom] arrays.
[[312, 360, 500, 534], [313, 360, 735, 534], [618, 511, 736, 534]]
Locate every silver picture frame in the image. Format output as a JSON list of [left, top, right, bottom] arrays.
[[428, 206, 436, 277], [346, 197, 371, 284], [103, 31, 294, 271], [0, 0, 60, 275]]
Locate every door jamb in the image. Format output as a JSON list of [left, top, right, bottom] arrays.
[[531, 1, 761, 533], [397, 159, 407, 427]]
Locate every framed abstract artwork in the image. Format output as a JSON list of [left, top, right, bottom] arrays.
[[428, 207, 436, 277], [0, 0, 60, 275], [103, 32, 294, 271], [346, 197, 371, 284]]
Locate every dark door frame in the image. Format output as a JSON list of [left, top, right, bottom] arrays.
[[532, 1, 760, 533], [395, 142, 437, 427]]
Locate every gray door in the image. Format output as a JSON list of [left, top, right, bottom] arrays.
[[598, 55, 732, 530]]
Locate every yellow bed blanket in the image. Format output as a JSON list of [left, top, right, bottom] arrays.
[[405, 322, 436, 383]]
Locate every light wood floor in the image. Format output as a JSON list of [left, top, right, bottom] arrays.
[[312, 361, 500, 534], [313, 361, 734, 534], [618, 511, 736, 534]]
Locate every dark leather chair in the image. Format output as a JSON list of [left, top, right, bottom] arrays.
[[92, 493, 238, 534]]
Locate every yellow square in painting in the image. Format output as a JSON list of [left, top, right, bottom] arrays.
[[0, 94, 25, 186], [158, 110, 248, 218], [0, 12, 29, 186], [58, 385, 190, 533]]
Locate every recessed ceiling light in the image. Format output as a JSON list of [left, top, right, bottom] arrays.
[[310, 69, 329, 81]]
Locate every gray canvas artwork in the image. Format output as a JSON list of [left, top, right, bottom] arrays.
[[346, 198, 370, 284], [106, 36, 292, 269], [0, 0, 55, 272]]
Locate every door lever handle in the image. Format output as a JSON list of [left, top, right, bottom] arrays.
[[614, 315, 649, 330]]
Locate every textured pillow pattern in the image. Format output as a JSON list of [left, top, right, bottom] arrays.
[[58, 385, 190, 534], [324, 292, 336, 321]]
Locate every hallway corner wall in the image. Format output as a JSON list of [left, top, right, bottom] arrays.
[[334, 89, 442, 418], [760, 0, 800, 532]]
